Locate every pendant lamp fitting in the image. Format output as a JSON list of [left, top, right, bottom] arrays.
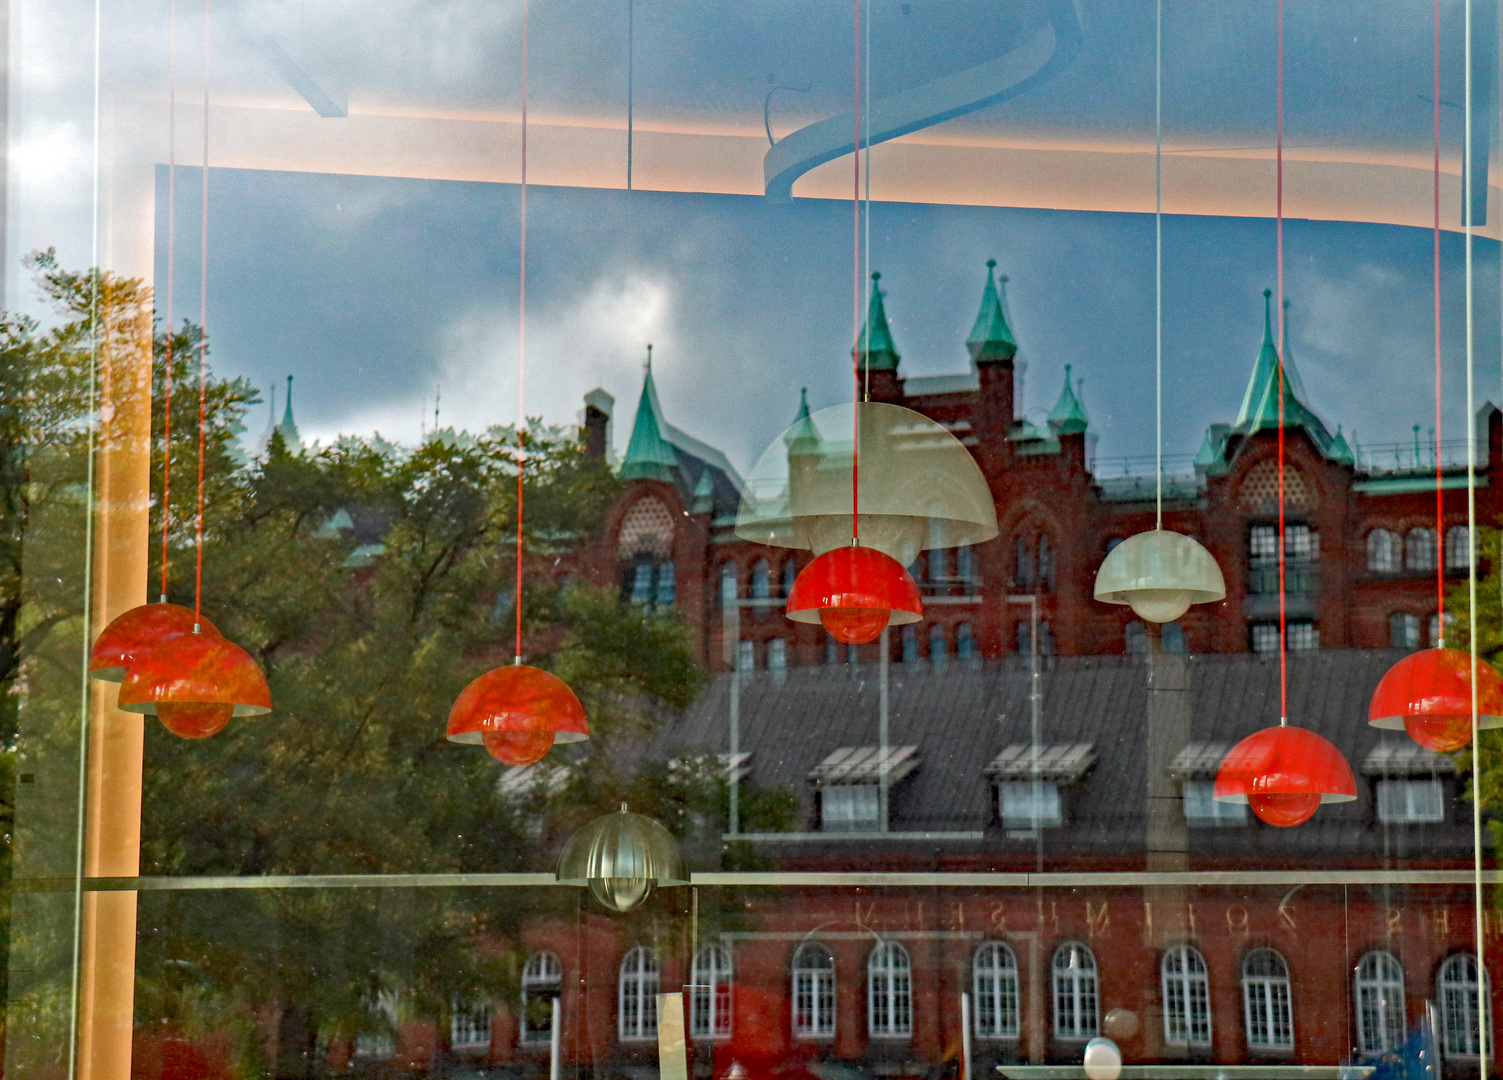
[[1094, 529, 1225, 623]]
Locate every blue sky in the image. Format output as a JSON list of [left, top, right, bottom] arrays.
[[157, 166, 1501, 475]]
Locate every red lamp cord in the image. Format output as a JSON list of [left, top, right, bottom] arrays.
[[515, 0, 528, 666], [160, 0, 177, 604], [1276, 0, 1286, 726], [193, 0, 210, 635], [1433, 0, 1445, 639], [850, 0, 861, 546]]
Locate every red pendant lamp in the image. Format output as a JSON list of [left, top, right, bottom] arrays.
[[1214, 726, 1357, 827], [1369, 648, 1503, 753], [786, 544, 921, 645], [445, 28, 589, 769], [89, 603, 218, 682], [109, 41, 272, 740], [1214, 37, 1353, 829], [447, 664, 589, 766]]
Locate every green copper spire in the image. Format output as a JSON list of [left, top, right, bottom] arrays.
[[620, 356, 679, 483], [784, 387, 820, 456], [1193, 428, 1218, 469], [855, 272, 900, 371], [1328, 424, 1355, 466], [1047, 364, 1088, 435], [691, 467, 715, 514], [966, 260, 1017, 363], [276, 374, 301, 450], [1235, 290, 1329, 446]]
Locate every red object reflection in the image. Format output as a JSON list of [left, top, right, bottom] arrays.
[[88, 602, 219, 683], [1369, 647, 1503, 751], [447, 664, 589, 762], [1214, 725, 1356, 829], [1247, 791, 1322, 827], [786, 545, 922, 645], [116, 630, 272, 739], [483, 728, 554, 765]]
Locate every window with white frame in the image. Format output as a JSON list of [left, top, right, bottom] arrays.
[[720, 562, 739, 604], [1251, 623, 1280, 655], [1242, 948, 1293, 1051], [792, 943, 836, 1039], [1406, 528, 1437, 571], [1355, 951, 1405, 1055], [521, 950, 562, 1043], [1286, 621, 1318, 652], [1389, 613, 1420, 649], [1162, 945, 1212, 1047], [1430, 612, 1453, 649], [1053, 942, 1099, 1040], [822, 784, 882, 832], [751, 559, 771, 599], [618, 946, 660, 1042], [690, 944, 733, 1040], [355, 992, 400, 1059], [868, 942, 913, 1038], [973, 942, 1020, 1039], [1182, 780, 1247, 825], [1367, 528, 1399, 573], [1439, 953, 1491, 1058], [451, 998, 492, 1051], [999, 781, 1063, 829], [1446, 526, 1472, 571], [1376, 779, 1446, 824]]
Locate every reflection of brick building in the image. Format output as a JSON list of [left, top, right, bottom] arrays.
[[575, 264, 1503, 671], [416, 652, 1500, 1077]]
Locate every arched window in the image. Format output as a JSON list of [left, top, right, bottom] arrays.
[[1015, 537, 1036, 588], [1389, 613, 1420, 650], [792, 943, 836, 1039], [973, 942, 1020, 1039], [1053, 942, 1099, 1040], [957, 544, 976, 587], [1446, 526, 1473, 571], [1355, 951, 1405, 1056], [1439, 953, 1492, 1058], [929, 624, 948, 670], [868, 942, 913, 1038], [520, 950, 562, 1043], [1367, 529, 1399, 574], [452, 997, 493, 1051], [1242, 949, 1293, 1051], [1039, 535, 1056, 591], [656, 562, 676, 607], [719, 561, 739, 605], [957, 623, 978, 663], [751, 559, 772, 599], [782, 559, 797, 597], [618, 947, 659, 1042], [1162, 945, 1212, 1047], [1405, 528, 1437, 572], [690, 943, 733, 1040]]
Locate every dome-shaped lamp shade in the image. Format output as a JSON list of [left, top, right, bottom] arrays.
[[1094, 530, 1226, 624], [556, 805, 688, 913], [447, 664, 590, 765], [88, 603, 220, 683], [1214, 726, 1356, 827], [786, 545, 922, 645], [736, 402, 999, 567], [1368, 647, 1503, 752], [116, 630, 271, 739]]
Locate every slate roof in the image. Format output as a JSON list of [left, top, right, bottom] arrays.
[[661, 649, 1481, 865]]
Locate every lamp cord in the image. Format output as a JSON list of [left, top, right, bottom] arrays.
[[1154, 0, 1162, 532], [160, 0, 177, 604], [1433, 0, 1445, 637], [1275, 0, 1286, 726], [515, 0, 528, 666], [193, 0, 209, 634], [850, 0, 861, 546]]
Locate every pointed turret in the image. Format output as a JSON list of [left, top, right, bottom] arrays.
[[1234, 290, 1330, 448], [783, 387, 821, 456], [966, 260, 1017, 364], [276, 374, 302, 450], [691, 468, 715, 514], [855, 273, 900, 371], [1328, 424, 1355, 466], [1047, 364, 1088, 435], [620, 357, 680, 483]]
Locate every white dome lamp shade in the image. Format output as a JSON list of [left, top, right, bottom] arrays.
[[1082, 1038, 1123, 1080], [1094, 529, 1225, 623], [735, 401, 998, 567]]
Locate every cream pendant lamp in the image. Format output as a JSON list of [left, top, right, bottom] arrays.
[[735, 399, 998, 569], [556, 804, 688, 913], [1093, 23, 1224, 624]]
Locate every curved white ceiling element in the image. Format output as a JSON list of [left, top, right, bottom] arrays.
[[763, 0, 1082, 202]]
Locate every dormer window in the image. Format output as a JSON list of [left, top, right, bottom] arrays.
[[985, 743, 1095, 833], [809, 746, 920, 832]]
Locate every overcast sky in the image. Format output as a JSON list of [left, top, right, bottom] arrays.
[[151, 167, 1501, 475]]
